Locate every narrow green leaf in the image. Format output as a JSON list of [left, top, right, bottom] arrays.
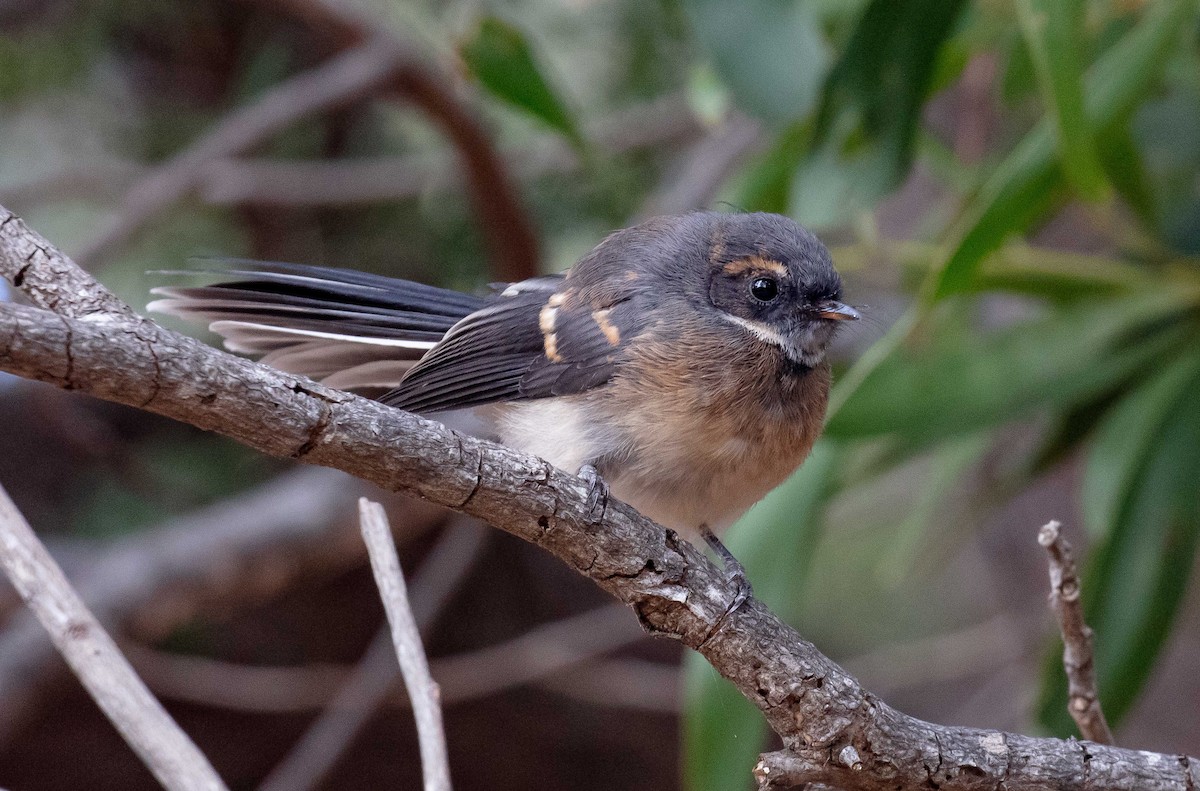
[[1015, 0, 1108, 200], [683, 443, 841, 791], [931, 0, 1196, 300], [813, 0, 969, 186], [826, 293, 1194, 446], [1038, 351, 1200, 734], [682, 0, 830, 125], [1095, 122, 1158, 227], [1080, 353, 1200, 540], [459, 17, 583, 147], [790, 0, 968, 226]]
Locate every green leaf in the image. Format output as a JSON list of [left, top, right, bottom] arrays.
[[682, 0, 831, 125], [931, 0, 1196, 301], [790, 0, 968, 226], [1095, 122, 1158, 228], [1038, 350, 1200, 734], [1015, 0, 1108, 200], [459, 17, 583, 148], [973, 244, 1151, 301], [683, 443, 841, 791], [826, 293, 1195, 447], [814, 0, 969, 185]]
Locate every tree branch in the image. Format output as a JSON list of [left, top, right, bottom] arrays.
[[0, 467, 417, 742], [258, 517, 486, 791], [248, 0, 540, 281], [0, 484, 227, 791], [74, 40, 407, 270], [358, 498, 451, 791], [1, 204, 1198, 790], [1039, 520, 1115, 744]]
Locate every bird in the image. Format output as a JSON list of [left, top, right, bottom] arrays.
[[150, 211, 857, 604]]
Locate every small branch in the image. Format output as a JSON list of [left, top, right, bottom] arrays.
[[1038, 520, 1115, 745], [259, 518, 486, 791], [358, 498, 451, 791], [196, 93, 700, 207], [635, 112, 763, 220], [0, 208, 132, 318], [251, 0, 540, 281], [0, 483, 228, 791]]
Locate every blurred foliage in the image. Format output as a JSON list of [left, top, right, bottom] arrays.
[[2, 0, 1200, 788]]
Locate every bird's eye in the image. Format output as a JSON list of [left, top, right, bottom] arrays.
[[750, 277, 778, 302]]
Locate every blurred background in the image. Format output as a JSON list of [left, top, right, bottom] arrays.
[[1, 0, 1199, 789]]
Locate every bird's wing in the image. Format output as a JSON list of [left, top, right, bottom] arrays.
[[381, 275, 644, 413]]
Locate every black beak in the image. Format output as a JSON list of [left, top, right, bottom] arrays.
[[814, 300, 860, 321]]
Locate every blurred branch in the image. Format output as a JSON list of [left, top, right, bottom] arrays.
[[534, 657, 679, 714], [2, 93, 699, 209], [2, 204, 1198, 790], [635, 111, 763, 219], [1038, 520, 1115, 745], [127, 602, 644, 714], [0, 468, 428, 742], [247, 0, 539, 281], [74, 40, 406, 270], [196, 93, 700, 206], [0, 483, 227, 791], [259, 517, 486, 791], [358, 499, 450, 791]]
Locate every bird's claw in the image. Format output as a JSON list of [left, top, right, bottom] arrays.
[[578, 464, 609, 525], [700, 524, 753, 615]]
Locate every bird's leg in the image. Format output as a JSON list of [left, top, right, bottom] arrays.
[[699, 524, 753, 614], [577, 464, 609, 525]]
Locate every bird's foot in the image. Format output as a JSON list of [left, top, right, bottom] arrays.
[[699, 524, 753, 615], [578, 464, 609, 525]]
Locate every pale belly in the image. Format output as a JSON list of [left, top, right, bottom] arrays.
[[494, 396, 815, 541]]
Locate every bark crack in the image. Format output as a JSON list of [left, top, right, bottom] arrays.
[[292, 400, 331, 459], [12, 261, 30, 288], [456, 445, 486, 508], [60, 315, 74, 387]]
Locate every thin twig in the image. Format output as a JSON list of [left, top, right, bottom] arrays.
[[358, 498, 451, 791], [258, 518, 486, 791], [198, 93, 700, 206], [1038, 520, 1115, 745], [0, 483, 228, 791]]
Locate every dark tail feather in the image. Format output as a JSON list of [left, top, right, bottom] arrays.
[[149, 261, 487, 394]]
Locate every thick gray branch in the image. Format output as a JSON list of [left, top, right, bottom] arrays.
[[1, 207, 1197, 790]]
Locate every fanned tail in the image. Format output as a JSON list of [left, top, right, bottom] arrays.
[[149, 261, 487, 395]]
